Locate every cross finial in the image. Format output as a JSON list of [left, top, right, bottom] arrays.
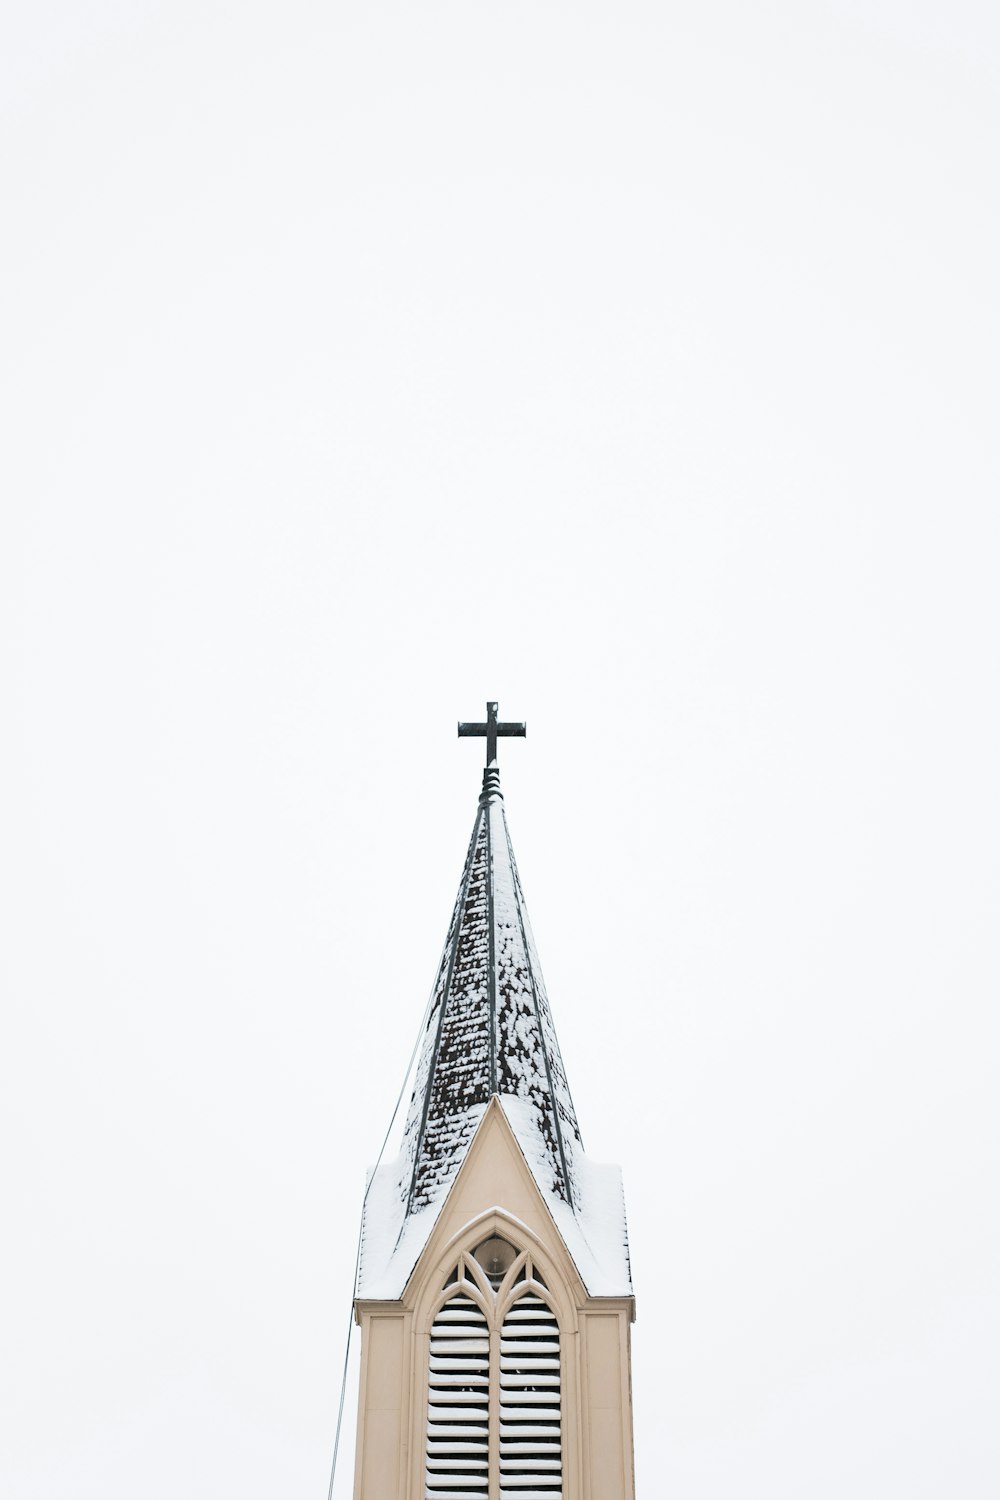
[[457, 701, 527, 767]]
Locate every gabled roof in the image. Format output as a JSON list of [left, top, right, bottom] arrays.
[[356, 764, 632, 1300]]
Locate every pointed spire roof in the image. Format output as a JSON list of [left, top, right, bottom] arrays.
[[356, 720, 632, 1301], [398, 763, 582, 1218]]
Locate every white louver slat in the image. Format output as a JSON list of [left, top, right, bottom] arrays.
[[426, 1294, 490, 1500], [499, 1294, 562, 1500]]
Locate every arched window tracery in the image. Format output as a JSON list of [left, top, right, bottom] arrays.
[[424, 1244, 563, 1500]]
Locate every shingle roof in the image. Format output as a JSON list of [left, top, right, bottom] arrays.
[[356, 764, 632, 1301], [397, 765, 582, 1217]]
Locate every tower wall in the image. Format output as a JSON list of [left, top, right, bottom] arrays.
[[352, 1101, 635, 1500]]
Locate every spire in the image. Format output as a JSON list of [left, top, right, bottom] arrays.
[[396, 708, 582, 1222], [356, 706, 632, 1301]]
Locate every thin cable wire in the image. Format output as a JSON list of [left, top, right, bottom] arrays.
[[324, 981, 441, 1500]]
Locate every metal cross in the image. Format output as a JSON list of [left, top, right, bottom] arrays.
[[457, 701, 526, 766]]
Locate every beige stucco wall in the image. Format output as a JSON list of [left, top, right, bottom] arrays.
[[352, 1098, 635, 1500]]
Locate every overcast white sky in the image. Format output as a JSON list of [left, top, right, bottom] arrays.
[[2, 2, 999, 1496]]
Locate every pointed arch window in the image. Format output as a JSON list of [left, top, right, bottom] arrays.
[[425, 1245, 562, 1500], [426, 1287, 490, 1499], [498, 1287, 561, 1495]]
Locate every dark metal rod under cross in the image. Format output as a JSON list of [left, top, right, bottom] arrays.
[[457, 701, 526, 765]]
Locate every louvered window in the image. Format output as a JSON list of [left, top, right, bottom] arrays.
[[425, 1247, 562, 1500], [499, 1293, 562, 1498], [426, 1291, 490, 1499]]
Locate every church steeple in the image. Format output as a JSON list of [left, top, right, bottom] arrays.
[[356, 706, 631, 1303], [350, 709, 636, 1500]]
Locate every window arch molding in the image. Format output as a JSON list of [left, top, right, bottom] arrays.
[[413, 1207, 578, 1338], [419, 1218, 570, 1500]]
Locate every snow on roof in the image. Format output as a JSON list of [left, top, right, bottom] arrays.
[[395, 767, 581, 1218], [355, 766, 632, 1302], [357, 1095, 632, 1300]]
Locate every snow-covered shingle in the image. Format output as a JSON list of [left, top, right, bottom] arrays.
[[358, 765, 632, 1300]]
